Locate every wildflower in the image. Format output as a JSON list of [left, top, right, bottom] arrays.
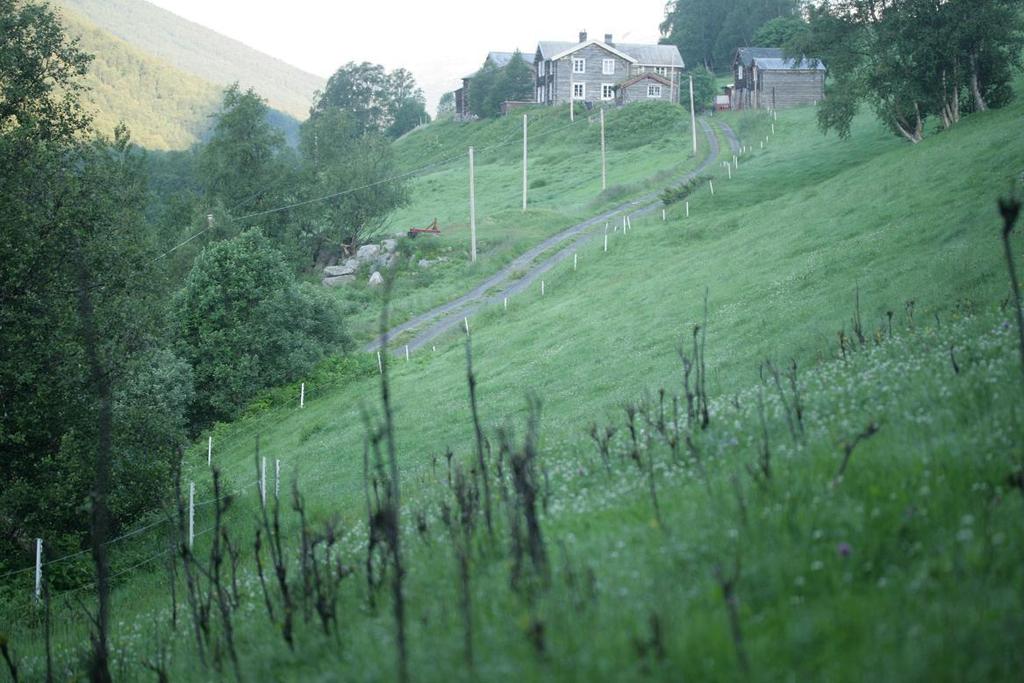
[[836, 542, 852, 557]]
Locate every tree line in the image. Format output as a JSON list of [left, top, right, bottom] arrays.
[[0, 1, 424, 648], [660, 0, 1022, 141], [660, 0, 803, 72], [793, 0, 1023, 142]]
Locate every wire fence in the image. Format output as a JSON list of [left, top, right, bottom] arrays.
[[2, 113, 739, 598]]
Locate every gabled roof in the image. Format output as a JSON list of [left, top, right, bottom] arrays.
[[463, 50, 532, 79], [549, 39, 638, 63], [734, 47, 784, 66], [486, 52, 519, 68], [617, 73, 672, 89], [752, 56, 825, 71], [616, 43, 684, 68], [537, 41, 578, 59], [536, 40, 683, 68]]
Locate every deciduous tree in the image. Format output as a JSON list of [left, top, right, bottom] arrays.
[[795, 0, 1023, 142]]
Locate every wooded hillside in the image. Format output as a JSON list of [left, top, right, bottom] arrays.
[[57, 0, 324, 121]]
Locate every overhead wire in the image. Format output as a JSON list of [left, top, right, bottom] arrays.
[[3, 109, 596, 585]]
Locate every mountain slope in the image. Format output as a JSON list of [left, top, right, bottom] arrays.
[[56, 0, 324, 121], [58, 7, 222, 149], [5, 91, 1024, 678]]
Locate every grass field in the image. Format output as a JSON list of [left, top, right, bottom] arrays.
[[3, 87, 1024, 681], [329, 102, 707, 342]]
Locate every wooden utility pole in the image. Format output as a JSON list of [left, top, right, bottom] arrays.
[[469, 146, 477, 262], [522, 114, 528, 212], [600, 108, 607, 190], [689, 75, 698, 155]]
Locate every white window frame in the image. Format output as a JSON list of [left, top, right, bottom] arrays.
[[572, 58, 586, 74], [647, 84, 662, 98], [738, 65, 744, 79], [601, 83, 615, 100], [602, 59, 615, 75], [538, 60, 545, 77], [654, 66, 668, 76], [572, 82, 586, 100]]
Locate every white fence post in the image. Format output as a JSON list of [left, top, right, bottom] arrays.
[[469, 146, 477, 263], [207, 436, 212, 466], [541, 280, 545, 296], [709, 180, 715, 195], [377, 351, 383, 375], [260, 457, 267, 508], [604, 234, 608, 252], [573, 252, 578, 271], [405, 345, 410, 362], [188, 482, 195, 550], [300, 382, 305, 408], [522, 114, 529, 211], [685, 201, 690, 217], [275, 459, 281, 501], [35, 538, 42, 600]]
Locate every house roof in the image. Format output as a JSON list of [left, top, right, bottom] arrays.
[[549, 39, 638, 63], [536, 40, 683, 68], [486, 52, 519, 68], [537, 41, 577, 59], [617, 73, 672, 89], [463, 50, 531, 79], [752, 56, 825, 71], [617, 43, 684, 67], [734, 47, 784, 66]]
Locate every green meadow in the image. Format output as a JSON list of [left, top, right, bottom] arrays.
[[4, 82, 1024, 681]]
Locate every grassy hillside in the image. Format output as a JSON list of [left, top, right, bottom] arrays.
[[337, 102, 705, 340], [57, 0, 324, 121], [4, 92, 1023, 680]]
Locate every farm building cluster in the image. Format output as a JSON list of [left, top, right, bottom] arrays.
[[727, 47, 825, 110], [455, 34, 825, 118]]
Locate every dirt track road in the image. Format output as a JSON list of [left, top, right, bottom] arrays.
[[366, 116, 726, 354]]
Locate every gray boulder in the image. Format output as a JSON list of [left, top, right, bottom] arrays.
[[368, 271, 384, 287], [324, 261, 357, 277], [322, 274, 355, 287], [356, 244, 380, 262], [382, 238, 398, 253], [417, 259, 433, 269]]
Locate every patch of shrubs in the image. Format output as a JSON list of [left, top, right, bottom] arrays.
[[660, 175, 712, 206]]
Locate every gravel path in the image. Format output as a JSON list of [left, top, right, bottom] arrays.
[[367, 117, 725, 354], [718, 120, 741, 157]]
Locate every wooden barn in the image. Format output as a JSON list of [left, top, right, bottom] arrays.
[[731, 47, 825, 110]]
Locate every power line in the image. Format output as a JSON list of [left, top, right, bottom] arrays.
[[2, 112, 593, 583]]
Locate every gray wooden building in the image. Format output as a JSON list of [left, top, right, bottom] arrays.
[[533, 32, 684, 107], [455, 51, 534, 119], [731, 47, 825, 110], [615, 73, 673, 105]]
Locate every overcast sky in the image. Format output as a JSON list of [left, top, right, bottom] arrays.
[[146, 0, 670, 114]]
